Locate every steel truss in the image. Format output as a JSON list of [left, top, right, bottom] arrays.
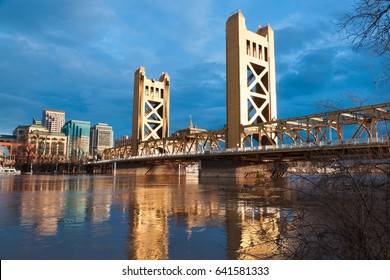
[[103, 130, 225, 159], [242, 102, 390, 147], [103, 144, 132, 160], [103, 103, 389, 160]]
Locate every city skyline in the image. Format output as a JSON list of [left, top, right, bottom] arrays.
[[0, 0, 388, 137]]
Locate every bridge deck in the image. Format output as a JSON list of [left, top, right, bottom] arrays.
[[92, 137, 389, 166]]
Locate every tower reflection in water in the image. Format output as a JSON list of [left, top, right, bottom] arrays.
[[125, 176, 293, 260], [0, 175, 293, 259]]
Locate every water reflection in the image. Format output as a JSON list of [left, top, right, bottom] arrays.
[[0, 175, 294, 260]]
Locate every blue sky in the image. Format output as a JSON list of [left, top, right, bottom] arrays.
[[0, 0, 388, 138]]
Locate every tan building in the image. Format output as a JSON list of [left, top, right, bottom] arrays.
[[13, 119, 67, 164], [132, 67, 170, 156], [42, 109, 65, 133], [226, 11, 277, 148], [114, 135, 132, 147]]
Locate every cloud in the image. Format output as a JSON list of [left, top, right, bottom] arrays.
[[272, 7, 387, 120], [276, 45, 385, 118], [170, 62, 226, 132], [0, 0, 387, 139], [0, 0, 115, 43], [0, 1, 232, 136]]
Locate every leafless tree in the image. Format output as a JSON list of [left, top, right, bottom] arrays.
[[338, 0, 390, 57], [271, 145, 390, 259], [241, 99, 390, 259], [270, 98, 390, 259]]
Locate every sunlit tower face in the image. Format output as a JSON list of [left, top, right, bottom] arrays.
[[226, 12, 277, 148], [132, 67, 170, 156]]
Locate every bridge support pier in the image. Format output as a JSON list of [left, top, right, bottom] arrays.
[[88, 161, 199, 176], [115, 162, 185, 176], [199, 159, 286, 179], [88, 159, 287, 179]]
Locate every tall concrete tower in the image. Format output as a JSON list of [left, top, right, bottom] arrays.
[[226, 11, 277, 148], [132, 67, 170, 156]]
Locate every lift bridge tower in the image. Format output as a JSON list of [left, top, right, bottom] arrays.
[[132, 67, 170, 156], [226, 11, 277, 148]]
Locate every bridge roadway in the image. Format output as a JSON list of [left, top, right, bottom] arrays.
[[92, 137, 389, 166]]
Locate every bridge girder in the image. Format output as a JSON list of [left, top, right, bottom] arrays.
[[242, 102, 390, 147], [102, 103, 389, 161], [103, 130, 225, 160]]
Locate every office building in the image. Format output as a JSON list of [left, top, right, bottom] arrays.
[[62, 120, 90, 160], [42, 109, 65, 133], [90, 123, 113, 157]]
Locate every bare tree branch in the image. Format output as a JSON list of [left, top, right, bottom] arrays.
[[338, 0, 390, 57]]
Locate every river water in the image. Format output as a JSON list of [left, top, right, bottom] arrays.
[[0, 174, 304, 260]]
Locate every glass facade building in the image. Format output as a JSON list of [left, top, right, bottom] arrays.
[[61, 120, 90, 160]]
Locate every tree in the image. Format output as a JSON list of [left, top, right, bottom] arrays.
[[239, 102, 390, 259], [338, 0, 390, 57], [278, 148, 390, 259]]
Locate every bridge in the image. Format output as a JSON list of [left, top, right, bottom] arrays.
[[92, 102, 390, 177], [88, 12, 390, 178]]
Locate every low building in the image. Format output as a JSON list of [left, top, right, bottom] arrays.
[[172, 116, 207, 137], [12, 119, 68, 164], [0, 134, 18, 167], [0, 134, 17, 154], [114, 135, 132, 147]]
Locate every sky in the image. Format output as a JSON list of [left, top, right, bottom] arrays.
[[0, 0, 388, 138]]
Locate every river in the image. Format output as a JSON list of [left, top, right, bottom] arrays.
[[1, 173, 388, 260], [0, 174, 300, 260]]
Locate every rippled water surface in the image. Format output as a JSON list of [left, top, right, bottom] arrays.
[[0, 174, 295, 260]]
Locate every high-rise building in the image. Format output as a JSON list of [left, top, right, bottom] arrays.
[[89, 123, 113, 158], [61, 120, 90, 160], [42, 109, 65, 133]]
